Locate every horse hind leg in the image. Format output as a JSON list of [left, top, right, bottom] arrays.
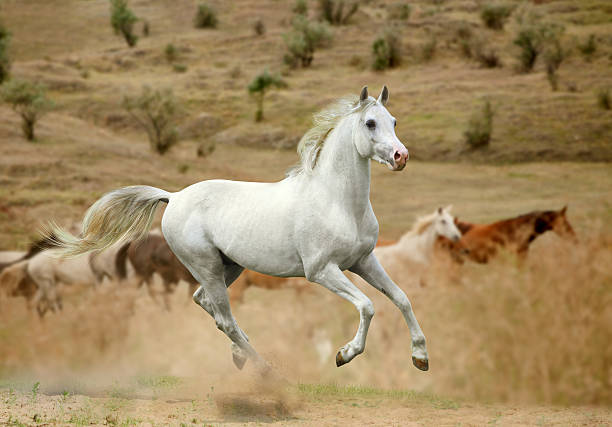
[[192, 263, 251, 369]]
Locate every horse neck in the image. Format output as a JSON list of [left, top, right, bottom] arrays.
[[398, 225, 437, 263], [311, 116, 371, 209]]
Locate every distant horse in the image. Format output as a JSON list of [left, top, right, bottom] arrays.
[[0, 233, 58, 273], [228, 270, 309, 304], [447, 206, 576, 264], [374, 206, 462, 282], [115, 232, 198, 309], [46, 86, 430, 372]]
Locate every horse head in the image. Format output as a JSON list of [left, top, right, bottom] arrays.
[[432, 205, 462, 242], [354, 86, 408, 171]]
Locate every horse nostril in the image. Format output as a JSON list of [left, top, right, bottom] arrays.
[[394, 151, 402, 162]]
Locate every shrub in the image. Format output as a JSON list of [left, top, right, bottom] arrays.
[[472, 38, 502, 68], [253, 18, 265, 36], [293, 0, 308, 16], [513, 8, 564, 73], [372, 30, 401, 70], [122, 86, 180, 154], [248, 69, 287, 122], [543, 37, 566, 91], [165, 43, 177, 62], [318, 0, 359, 25], [0, 79, 54, 141], [388, 2, 411, 20], [0, 23, 11, 84], [577, 34, 596, 61], [421, 36, 437, 62], [194, 3, 218, 29], [197, 140, 216, 158], [110, 0, 139, 47], [597, 88, 610, 110], [464, 100, 494, 149], [172, 63, 187, 73], [142, 20, 150, 36], [283, 15, 333, 68], [480, 2, 513, 30]]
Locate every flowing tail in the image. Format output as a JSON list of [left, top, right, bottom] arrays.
[[44, 185, 171, 258]]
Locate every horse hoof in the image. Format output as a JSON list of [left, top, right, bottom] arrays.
[[335, 351, 347, 367], [412, 356, 429, 371], [232, 352, 247, 370]]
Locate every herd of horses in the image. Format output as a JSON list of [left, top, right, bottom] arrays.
[[0, 87, 578, 372], [0, 205, 575, 317]]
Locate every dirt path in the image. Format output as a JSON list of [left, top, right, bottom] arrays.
[[1, 383, 610, 426]]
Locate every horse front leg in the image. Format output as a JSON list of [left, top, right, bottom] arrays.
[[309, 264, 374, 367], [350, 253, 429, 371]]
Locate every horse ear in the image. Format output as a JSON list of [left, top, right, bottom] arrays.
[[377, 85, 389, 106], [560, 205, 567, 215], [359, 86, 368, 103], [437, 207, 443, 215], [445, 204, 453, 212]]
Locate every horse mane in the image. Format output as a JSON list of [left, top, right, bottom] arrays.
[[398, 211, 438, 240], [286, 95, 376, 177]]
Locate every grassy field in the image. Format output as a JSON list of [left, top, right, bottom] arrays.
[[0, 0, 611, 425]]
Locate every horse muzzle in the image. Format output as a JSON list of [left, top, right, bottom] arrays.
[[391, 146, 409, 171]]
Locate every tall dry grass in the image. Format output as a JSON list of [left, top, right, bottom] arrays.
[[0, 230, 610, 406]]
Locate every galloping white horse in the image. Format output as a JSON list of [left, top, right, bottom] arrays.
[[46, 86, 429, 372]]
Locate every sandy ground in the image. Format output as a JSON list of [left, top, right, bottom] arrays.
[[2, 382, 611, 426]]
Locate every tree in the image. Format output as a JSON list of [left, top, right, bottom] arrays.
[[0, 23, 11, 84], [110, 0, 138, 47], [283, 15, 333, 68], [248, 70, 286, 122], [1, 79, 54, 141], [122, 86, 180, 154]]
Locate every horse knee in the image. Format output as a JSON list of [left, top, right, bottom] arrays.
[[359, 299, 375, 320]]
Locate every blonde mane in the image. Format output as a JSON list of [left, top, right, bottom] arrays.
[[287, 95, 376, 177], [407, 211, 439, 237]]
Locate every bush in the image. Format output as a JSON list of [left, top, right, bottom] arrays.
[[142, 20, 150, 36], [421, 36, 437, 62], [248, 69, 287, 122], [372, 30, 401, 71], [388, 2, 411, 20], [597, 88, 610, 110], [197, 140, 216, 158], [472, 38, 502, 68], [253, 18, 265, 36], [1, 79, 54, 141], [512, 7, 564, 73], [293, 0, 308, 16], [464, 100, 494, 149], [283, 15, 333, 68], [110, 0, 139, 47], [318, 0, 359, 25], [172, 63, 187, 73], [165, 43, 177, 62], [480, 2, 513, 30], [194, 3, 218, 29], [122, 86, 180, 155], [543, 37, 567, 91], [0, 23, 11, 84], [578, 34, 596, 61]]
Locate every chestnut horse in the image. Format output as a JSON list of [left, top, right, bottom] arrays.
[[447, 206, 575, 263]]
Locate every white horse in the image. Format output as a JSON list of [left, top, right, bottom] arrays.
[[46, 86, 429, 372], [375, 206, 461, 268]]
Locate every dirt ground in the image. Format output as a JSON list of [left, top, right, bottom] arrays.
[[2, 382, 611, 426]]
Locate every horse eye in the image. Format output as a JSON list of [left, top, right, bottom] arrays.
[[441, 220, 447, 225], [365, 119, 376, 130], [393, 120, 397, 128]]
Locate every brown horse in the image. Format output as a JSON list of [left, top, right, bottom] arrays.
[[446, 206, 576, 264], [115, 232, 198, 309]]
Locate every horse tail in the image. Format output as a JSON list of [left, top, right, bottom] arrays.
[[0, 233, 59, 273], [43, 185, 172, 258], [115, 241, 131, 280]]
